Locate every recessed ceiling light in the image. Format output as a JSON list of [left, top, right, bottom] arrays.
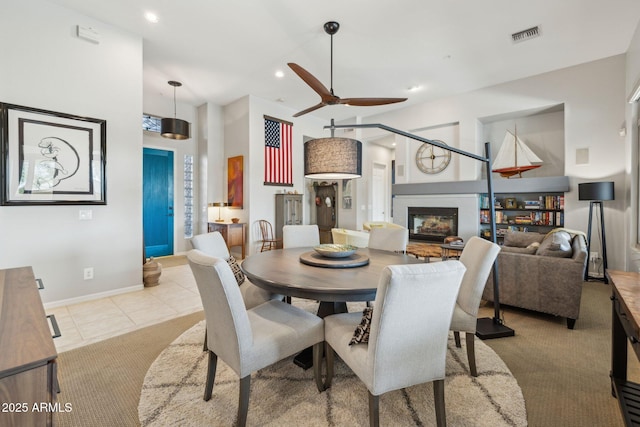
[[408, 85, 421, 92], [275, 70, 284, 78], [392, 142, 397, 146], [145, 12, 159, 23]]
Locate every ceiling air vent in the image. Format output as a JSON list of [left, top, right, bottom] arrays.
[[511, 26, 541, 43]]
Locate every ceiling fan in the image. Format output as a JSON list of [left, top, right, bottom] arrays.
[[288, 21, 407, 117]]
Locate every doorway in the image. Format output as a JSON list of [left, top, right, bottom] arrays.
[[371, 163, 388, 222], [143, 148, 174, 257], [315, 183, 337, 243]]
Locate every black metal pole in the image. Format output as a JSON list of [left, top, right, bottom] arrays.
[[325, 122, 514, 339], [600, 201, 608, 284], [475, 143, 514, 339], [584, 202, 594, 281], [485, 142, 500, 321]]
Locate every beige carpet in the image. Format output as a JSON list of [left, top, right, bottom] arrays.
[[54, 311, 205, 427], [53, 275, 635, 427], [138, 318, 526, 426]]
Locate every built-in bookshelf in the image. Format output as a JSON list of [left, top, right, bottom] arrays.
[[479, 192, 565, 240]]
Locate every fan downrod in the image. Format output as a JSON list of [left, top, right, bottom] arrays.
[[324, 21, 339, 35]]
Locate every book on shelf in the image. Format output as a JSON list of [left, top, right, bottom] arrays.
[[524, 200, 540, 209], [539, 195, 564, 210]]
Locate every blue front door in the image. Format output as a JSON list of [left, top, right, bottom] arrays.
[[143, 148, 174, 258]]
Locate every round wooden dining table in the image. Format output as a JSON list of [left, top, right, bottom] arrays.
[[241, 247, 423, 317], [241, 247, 424, 368]]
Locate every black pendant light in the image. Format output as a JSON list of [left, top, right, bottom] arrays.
[[161, 80, 190, 140]]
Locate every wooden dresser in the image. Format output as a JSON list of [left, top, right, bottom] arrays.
[[208, 222, 246, 259], [0, 266, 58, 426], [608, 270, 640, 426]]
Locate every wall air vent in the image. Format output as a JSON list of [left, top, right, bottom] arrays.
[[511, 26, 541, 43]]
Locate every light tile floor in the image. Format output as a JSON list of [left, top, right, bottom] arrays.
[[46, 264, 202, 353]]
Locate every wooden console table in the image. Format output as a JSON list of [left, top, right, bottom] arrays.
[[208, 222, 246, 259], [608, 270, 640, 426], [0, 267, 58, 426]]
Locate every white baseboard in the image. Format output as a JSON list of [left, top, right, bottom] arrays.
[[43, 284, 144, 309]]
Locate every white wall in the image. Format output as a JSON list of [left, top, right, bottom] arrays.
[[359, 55, 627, 271], [223, 95, 326, 255], [0, 0, 143, 304]]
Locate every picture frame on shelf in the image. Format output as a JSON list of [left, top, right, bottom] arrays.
[[505, 197, 517, 209], [0, 103, 106, 205]]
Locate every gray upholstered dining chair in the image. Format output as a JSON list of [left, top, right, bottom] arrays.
[[282, 224, 320, 248], [187, 249, 326, 427], [324, 260, 466, 427], [367, 226, 409, 253], [450, 236, 500, 377]]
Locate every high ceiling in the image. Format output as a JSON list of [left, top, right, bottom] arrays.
[[49, 0, 640, 121]]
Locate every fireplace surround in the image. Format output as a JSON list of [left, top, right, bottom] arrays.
[[408, 207, 458, 243]]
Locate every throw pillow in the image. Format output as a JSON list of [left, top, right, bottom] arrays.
[[349, 307, 373, 345], [536, 231, 573, 258], [226, 256, 245, 286]]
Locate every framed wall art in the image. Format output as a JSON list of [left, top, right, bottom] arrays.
[[227, 155, 243, 208], [0, 103, 106, 205]]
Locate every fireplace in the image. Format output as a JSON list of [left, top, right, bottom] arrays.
[[408, 207, 458, 243]]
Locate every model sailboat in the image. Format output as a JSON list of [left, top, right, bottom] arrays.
[[492, 127, 543, 178]]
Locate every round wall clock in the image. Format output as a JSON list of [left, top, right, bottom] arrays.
[[415, 141, 452, 174]]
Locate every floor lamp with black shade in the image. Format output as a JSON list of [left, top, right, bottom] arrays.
[[578, 181, 614, 283], [320, 121, 514, 339]]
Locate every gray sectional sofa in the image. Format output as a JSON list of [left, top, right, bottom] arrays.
[[482, 230, 588, 329]]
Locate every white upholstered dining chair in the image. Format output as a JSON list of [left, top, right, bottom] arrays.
[[187, 249, 325, 427], [282, 224, 320, 248], [191, 231, 280, 309], [324, 261, 466, 427], [191, 232, 282, 349], [449, 236, 500, 377], [367, 227, 409, 253]]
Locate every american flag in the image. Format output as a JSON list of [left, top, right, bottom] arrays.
[[264, 117, 293, 185]]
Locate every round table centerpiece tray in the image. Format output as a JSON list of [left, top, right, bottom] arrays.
[[300, 250, 369, 268]]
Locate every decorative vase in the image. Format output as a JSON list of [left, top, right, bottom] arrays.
[[143, 257, 162, 287]]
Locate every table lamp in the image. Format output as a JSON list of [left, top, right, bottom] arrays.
[[578, 181, 614, 283], [209, 202, 228, 223]]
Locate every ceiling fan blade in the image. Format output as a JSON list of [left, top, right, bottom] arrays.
[[288, 63, 333, 99], [292, 102, 326, 117], [338, 97, 408, 106]]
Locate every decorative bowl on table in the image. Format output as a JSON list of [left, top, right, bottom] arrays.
[[313, 244, 357, 258]]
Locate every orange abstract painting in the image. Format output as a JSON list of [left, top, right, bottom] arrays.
[[228, 155, 243, 208]]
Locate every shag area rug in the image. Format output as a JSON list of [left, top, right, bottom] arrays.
[[139, 319, 526, 426]]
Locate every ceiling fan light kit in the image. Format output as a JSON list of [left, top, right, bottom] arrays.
[[161, 80, 190, 140], [289, 21, 407, 117]]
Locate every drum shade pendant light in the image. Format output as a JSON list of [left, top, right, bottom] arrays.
[[304, 120, 362, 179], [161, 80, 190, 140]]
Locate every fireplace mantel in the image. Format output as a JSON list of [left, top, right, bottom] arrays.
[[392, 176, 569, 196]]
